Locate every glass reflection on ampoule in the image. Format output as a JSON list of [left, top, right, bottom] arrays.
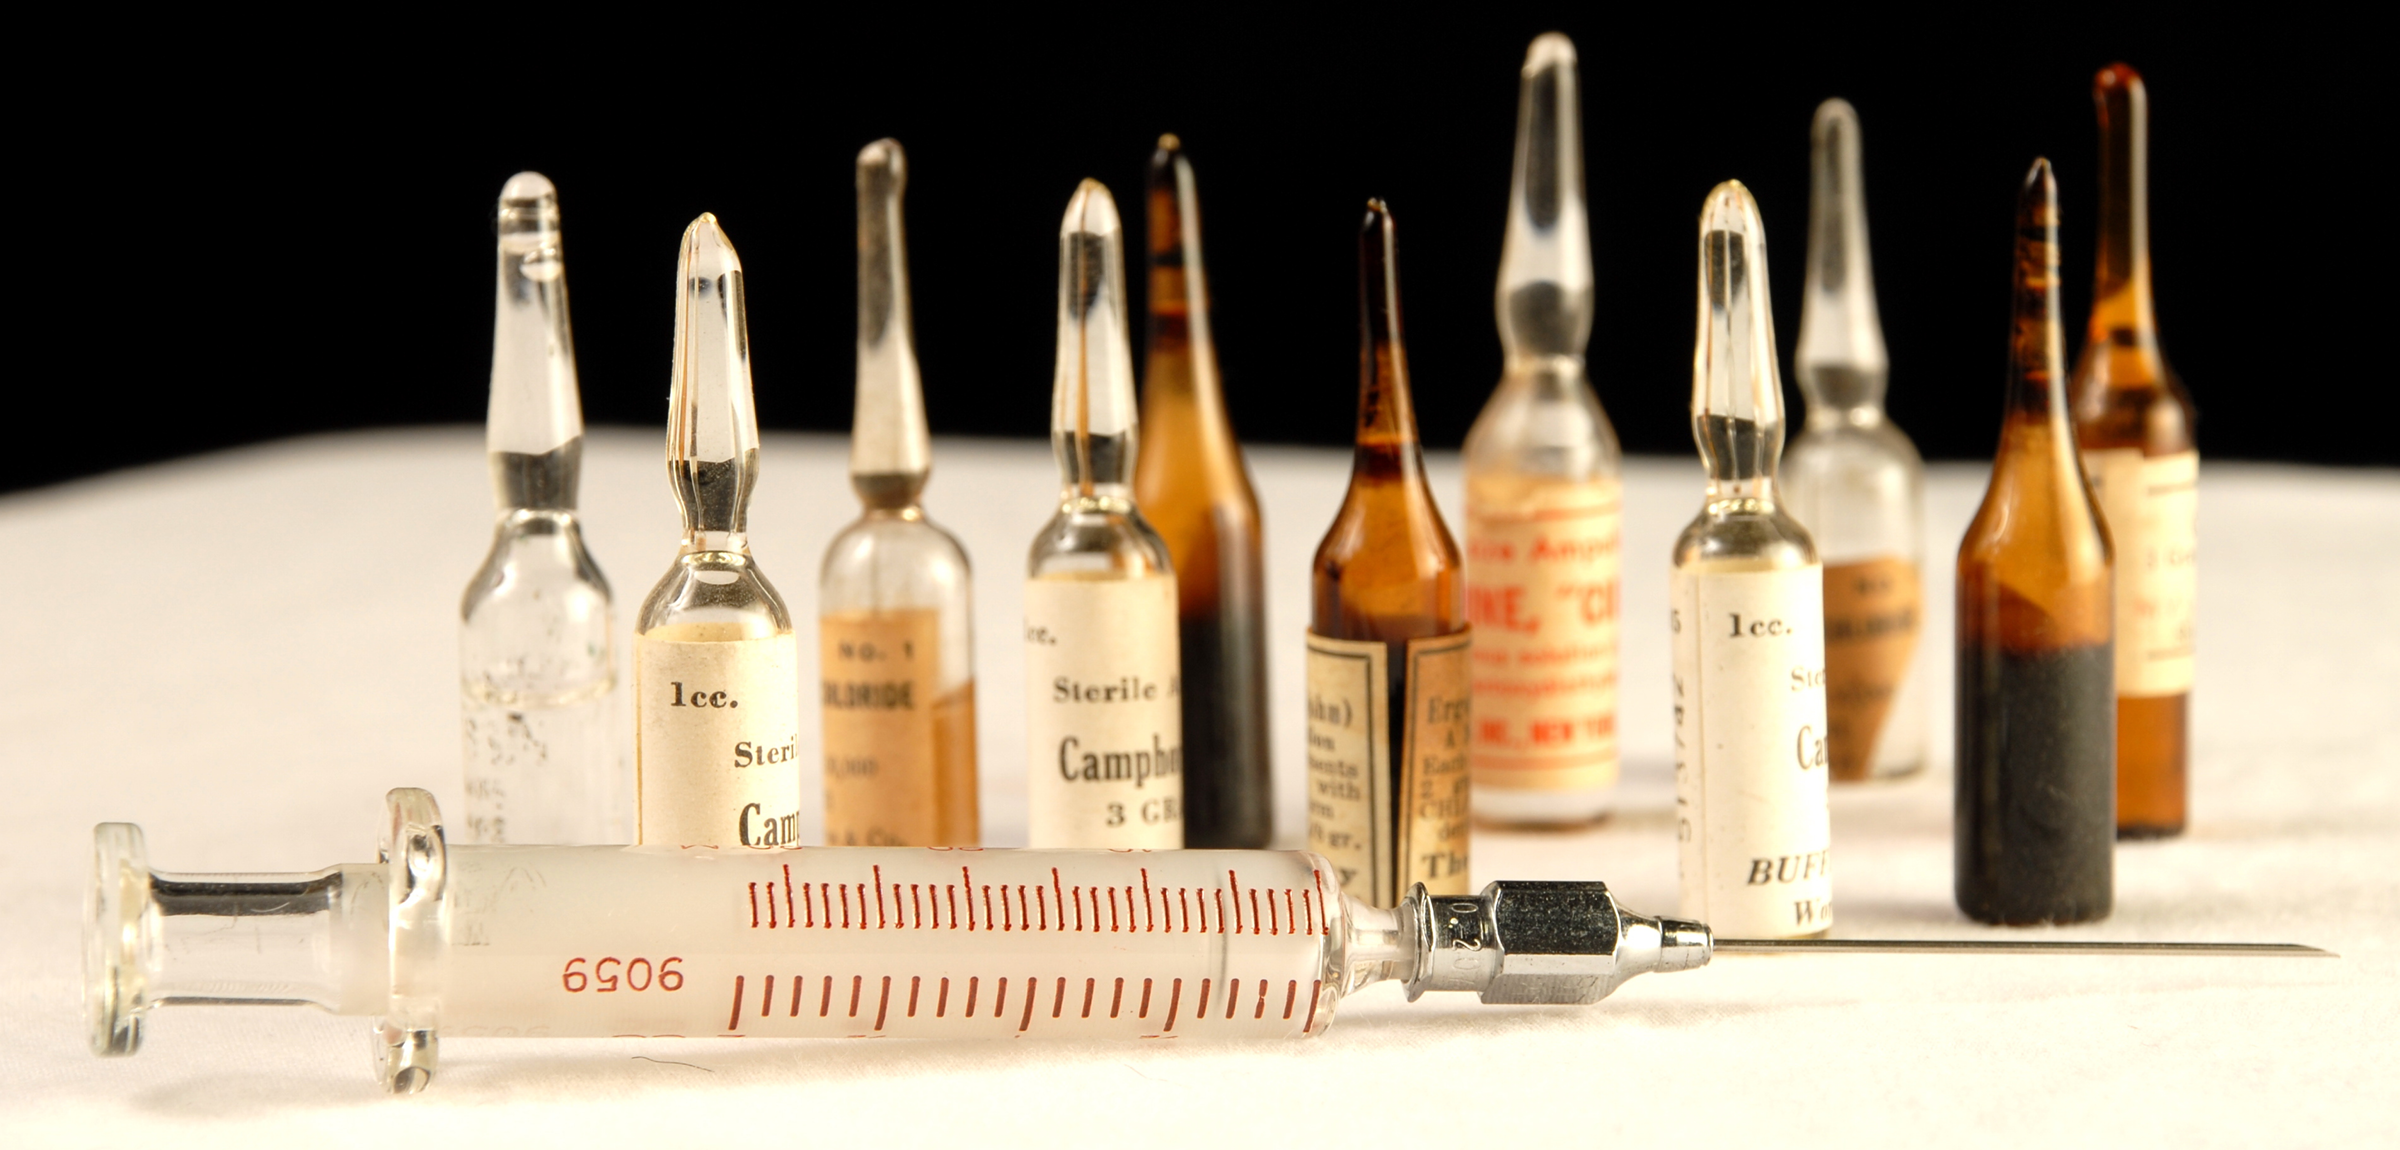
[[1671, 181, 1833, 940], [1780, 99, 1927, 783], [819, 139, 979, 846], [1023, 179, 1184, 849], [459, 172, 626, 845], [634, 214, 803, 848], [1463, 33, 1624, 826]]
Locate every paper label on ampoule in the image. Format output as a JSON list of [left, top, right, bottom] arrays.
[[1820, 556, 1921, 781], [819, 609, 941, 846], [1465, 475, 1621, 793], [1672, 566, 1833, 937], [1306, 631, 1473, 907], [635, 626, 803, 848], [2083, 449, 2198, 696], [1024, 573, 1183, 848]]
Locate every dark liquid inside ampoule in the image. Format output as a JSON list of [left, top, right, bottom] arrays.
[[1178, 606, 1272, 848], [1955, 642, 2115, 924]]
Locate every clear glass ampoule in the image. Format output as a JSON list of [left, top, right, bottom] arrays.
[[1308, 201, 1471, 908], [459, 172, 626, 845], [2070, 63, 2196, 840], [1779, 99, 1928, 783], [1024, 180, 1184, 849], [1956, 159, 2115, 925], [818, 140, 979, 847], [634, 214, 803, 848], [1670, 182, 1833, 940], [1133, 136, 1273, 849], [1462, 33, 1624, 826]]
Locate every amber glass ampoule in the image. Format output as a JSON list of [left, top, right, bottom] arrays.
[[1133, 136, 1272, 849], [2069, 63, 2196, 840], [818, 140, 979, 846], [1956, 159, 2115, 925], [1306, 201, 1471, 907]]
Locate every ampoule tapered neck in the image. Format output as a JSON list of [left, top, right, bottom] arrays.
[[2090, 64, 2159, 342], [668, 213, 761, 540], [1496, 33, 1593, 368], [854, 139, 931, 504], [1795, 100, 1889, 414], [1146, 136, 1220, 395], [489, 172, 584, 511], [1691, 181, 1786, 497], [1357, 200, 1424, 452], [2007, 160, 2070, 422], [1052, 180, 1139, 499]]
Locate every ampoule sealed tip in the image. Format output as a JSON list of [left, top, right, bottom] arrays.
[[667, 212, 761, 536], [853, 137, 929, 484], [1050, 178, 1136, 494], [1796, 99, 1888, 382], [1497, 31, 1593, 362], [1693, 179, 1783, 432]]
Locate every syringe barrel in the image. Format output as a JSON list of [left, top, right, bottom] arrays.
[[436, 845, 1345, 1040]]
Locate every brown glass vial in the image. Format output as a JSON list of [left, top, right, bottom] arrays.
[[2070, 64, 2197, 840], [1133, 136, 1273, 849], [1956, 159, 2116, 926], [1306, 201, 1472, 907]]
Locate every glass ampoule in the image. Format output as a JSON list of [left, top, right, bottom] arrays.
[[633, 214, 803, 848], [818, 140, 979, 847], [1670, 182, 1833, 940], [1461, 33, 1624, 826], [1132, 136, 1273, 849], [2069, 64, 2196, 840], [1307, 201, 1471, 908], [1779, 100, 1928, 784], [1024, 180, 1185, 849], [1956, 160, 2115, 926], [459, 173, 627, 845]]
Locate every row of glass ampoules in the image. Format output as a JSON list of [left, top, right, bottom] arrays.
[[459, 36, 2195, 935]]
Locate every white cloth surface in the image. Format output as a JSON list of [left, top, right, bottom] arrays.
[[0, 429, 2393, 1146]]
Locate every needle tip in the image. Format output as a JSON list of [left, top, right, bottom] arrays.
[[1523, 30, 1576, 72], [1062, 178, 1121, 239]]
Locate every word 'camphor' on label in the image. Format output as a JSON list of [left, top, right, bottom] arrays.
[[1671, 566, 1833, 938], [1306, 631, 1473, 907], [1024, 573, 1184, 848], [1464, 476, 1622, 793], [636, 625, 803, 849], [2083, 449, 2198, 697]]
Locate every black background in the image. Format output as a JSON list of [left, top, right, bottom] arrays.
[[16, 17, 2386, 495]]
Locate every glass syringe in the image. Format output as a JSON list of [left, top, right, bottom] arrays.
[[87, 789, 2326, 1095]]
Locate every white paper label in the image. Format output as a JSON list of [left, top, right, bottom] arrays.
[[1465, 475, 1621, 792], [1672, 565, 1834, 937], [1024, 573, 1183, 848], [2083, 449, 2198, 696], [635, 625, 803, 848], [1306, 631, 1473, 907]]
